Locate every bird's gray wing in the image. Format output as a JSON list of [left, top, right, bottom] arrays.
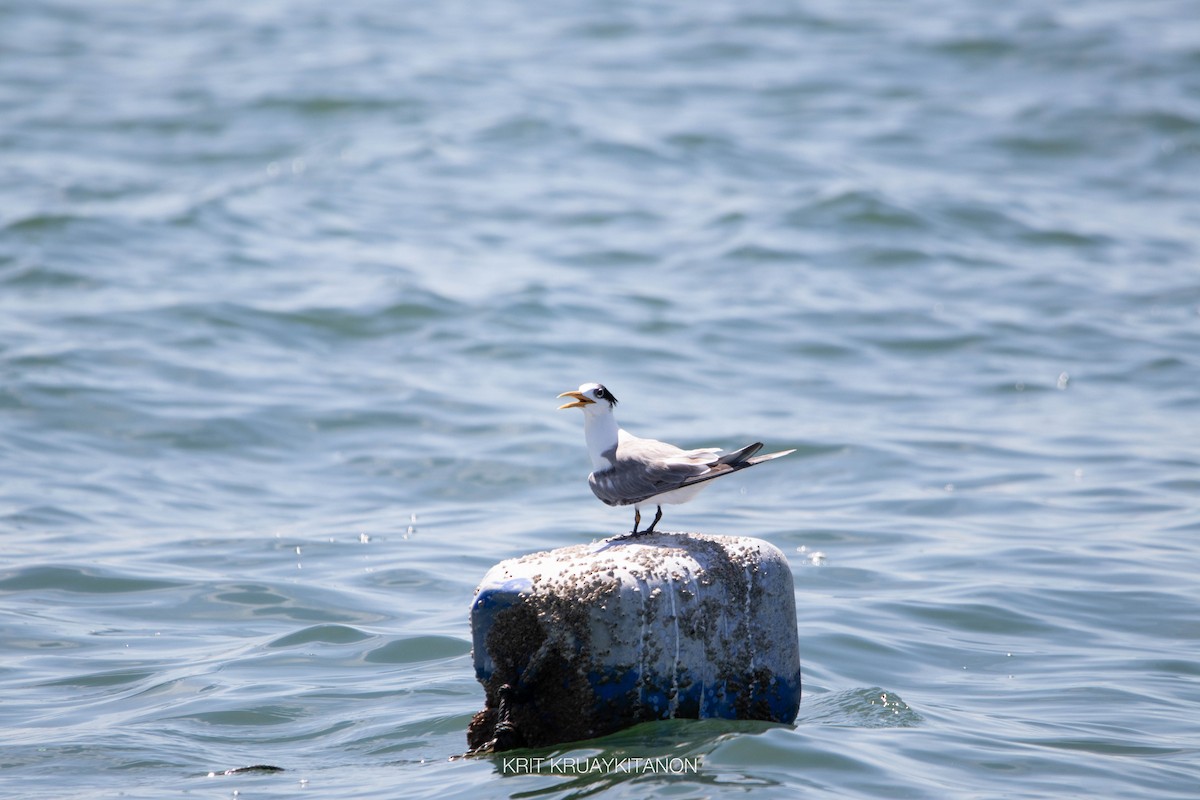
[[716, 442, 763, 465], [587, 435, 796, 506], [588, 435, 715, 506]]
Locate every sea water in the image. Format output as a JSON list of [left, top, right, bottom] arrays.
[[1, 1, 1198, 797]]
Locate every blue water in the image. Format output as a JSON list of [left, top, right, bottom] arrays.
[[2, 0, 1198, 797]]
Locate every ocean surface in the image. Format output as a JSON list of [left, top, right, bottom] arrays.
[[2, 0, 1198, 797]]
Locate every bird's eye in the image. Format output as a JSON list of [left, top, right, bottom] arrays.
[[595, 388, 606, 398]]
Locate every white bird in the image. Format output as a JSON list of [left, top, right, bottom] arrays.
[[557, 382, 795, 535]]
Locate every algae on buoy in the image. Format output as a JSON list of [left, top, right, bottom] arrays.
[[467, 532, 801, 752]]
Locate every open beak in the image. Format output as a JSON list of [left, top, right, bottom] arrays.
[[557, 390, 594, 410]]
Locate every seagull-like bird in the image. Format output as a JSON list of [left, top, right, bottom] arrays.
[[557, 382, 795, 535]]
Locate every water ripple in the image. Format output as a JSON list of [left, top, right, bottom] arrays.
[[2, 1, 1198, 798]]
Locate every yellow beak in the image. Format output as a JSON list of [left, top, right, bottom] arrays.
[[557, 390, 594, 410]]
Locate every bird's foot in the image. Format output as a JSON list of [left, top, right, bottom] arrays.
[[609, 528, 649, 542]]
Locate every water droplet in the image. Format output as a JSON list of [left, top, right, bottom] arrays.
[[1057, 371, 1070, 390]]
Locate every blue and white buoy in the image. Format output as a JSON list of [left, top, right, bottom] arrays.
[[467, 532, 801, 751]]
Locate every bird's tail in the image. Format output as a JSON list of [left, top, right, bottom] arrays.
[[718, 442, 796, 467], [674, 443, 794, 491], [746, 448, 796, 465]]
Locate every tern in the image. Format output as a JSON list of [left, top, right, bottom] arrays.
[[558, 383, 795, 535]]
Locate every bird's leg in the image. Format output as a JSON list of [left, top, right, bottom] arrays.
[[631, 508, 641, 535], [644, 506, 663, 534]]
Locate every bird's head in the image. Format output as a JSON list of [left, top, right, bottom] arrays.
[[557, 382, 618, 413]]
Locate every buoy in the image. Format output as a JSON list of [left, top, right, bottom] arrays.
[[467, 532, 801, 752]]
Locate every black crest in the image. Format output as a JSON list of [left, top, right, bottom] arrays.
[[594, 384, 618, 406]]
